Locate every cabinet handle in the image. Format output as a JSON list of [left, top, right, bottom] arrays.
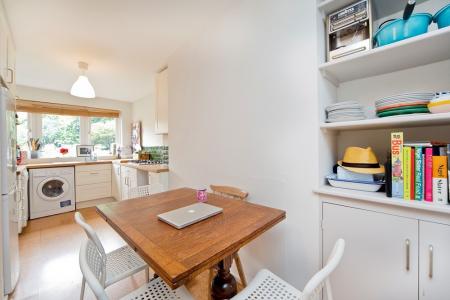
[[7, 68, 14, 84], [405, 239, 410, 271], [429, 245, 433, 279], [90, 172, 99, 175]]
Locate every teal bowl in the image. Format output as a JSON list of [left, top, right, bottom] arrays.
[[434, 4, 450, 29], [374, 13, 432, 47]]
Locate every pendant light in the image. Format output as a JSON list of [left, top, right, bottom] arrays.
[[70, 61, 96, 98]]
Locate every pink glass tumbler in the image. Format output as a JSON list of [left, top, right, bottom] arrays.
[[196, 189, 208, 202]]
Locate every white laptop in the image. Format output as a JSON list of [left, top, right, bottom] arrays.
[[157, 203, 223, 229]]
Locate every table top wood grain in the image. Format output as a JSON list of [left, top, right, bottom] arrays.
[[96, 187, 286, 288]]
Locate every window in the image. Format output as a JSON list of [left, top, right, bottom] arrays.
[[41, 114, 80, 157], [90, 117, 116, 156], [16, 112, 29, 151]]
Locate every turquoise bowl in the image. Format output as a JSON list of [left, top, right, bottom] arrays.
[[434, 4, 450, 29], [374, 13, 432, 47]]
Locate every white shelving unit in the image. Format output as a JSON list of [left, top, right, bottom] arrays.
[[319, 26, 450, 84], [317, 0, 450, 214], [315, 185, 450, 215], [321, 112, 450, 131]]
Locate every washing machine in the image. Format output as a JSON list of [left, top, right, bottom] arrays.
[[29, 167, 75, 219]]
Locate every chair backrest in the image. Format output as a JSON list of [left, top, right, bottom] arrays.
[[127, 184, 152, 199], [79, 239, 109, 300], [74, 212, 107, 265], [302, 239, 345, 300], [210, 185, 249, 200]]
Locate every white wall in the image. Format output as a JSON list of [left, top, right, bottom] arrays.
[[168, 0, 319, 289], [16, 85, 133, 149], [131, 93, 165, 146]]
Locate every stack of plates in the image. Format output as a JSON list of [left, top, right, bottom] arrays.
[[326, 101, 365, 123], [375, 92, 435, 117]]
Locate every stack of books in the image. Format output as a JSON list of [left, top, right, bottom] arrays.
[[391, 132, 450, 204]]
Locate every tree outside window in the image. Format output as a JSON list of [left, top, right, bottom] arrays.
[[16, 112, 29, 151], [41, 114, 80, 157], [90, 117, 116, 155]]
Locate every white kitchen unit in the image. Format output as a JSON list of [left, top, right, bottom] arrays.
[[322, 201, 450, 300], [148, 172, 169, 194], [418, 221, 450, 299], [75, 164, 112, 202], [155, 67, 168, 134], [322, 203, 418, 300], [16, 167, 28, 233], [120, 165, 149, 200], [315, 0, 450, 299], [0, 7, 15, 93], [111, 161, 122, 201]]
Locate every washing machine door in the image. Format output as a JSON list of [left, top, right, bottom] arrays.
[[37, 177, 70, 201]]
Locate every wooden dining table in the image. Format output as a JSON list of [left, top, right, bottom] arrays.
[[96, 187, 286, 299]]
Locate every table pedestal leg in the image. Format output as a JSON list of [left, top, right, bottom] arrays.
[[211, 256, 237, 300]]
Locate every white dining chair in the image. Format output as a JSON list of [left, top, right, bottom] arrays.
[[79, 239, 194, 300], [75, 212, 150, 300], [231, 239, 345, 300], [127, 184, 152, 199]]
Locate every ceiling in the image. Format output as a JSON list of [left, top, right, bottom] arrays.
[[4, 0, 239, 102]]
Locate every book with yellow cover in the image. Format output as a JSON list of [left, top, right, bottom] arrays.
[[403, 146, 411, 200], [433, 154, 448, 205], [391, 132, 404, 198]]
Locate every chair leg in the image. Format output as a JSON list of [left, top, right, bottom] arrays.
[[234, 253, 247, 287], [208, 267, 215, 300], [80, 277, 86, 300], [145, 267, 150, 282]]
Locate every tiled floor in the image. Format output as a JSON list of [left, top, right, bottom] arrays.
[[11, 207, 212, 300]]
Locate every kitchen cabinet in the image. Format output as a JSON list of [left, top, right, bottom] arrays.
[[148, 172, 169, 194], [75, 164, 112, 202], [419, 221, 450, 299], [322, 203, 418, 300], [112, 162, 122, 201], [0, 10, 15, 93], [155, 67, 168, 134], [120, 165, 148, 200]]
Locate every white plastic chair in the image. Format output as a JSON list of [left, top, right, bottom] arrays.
[[75, 212, 150, 300], [127, 185, 152, 199], [231, 239, 345, 300], [79, 239, 194, 300]]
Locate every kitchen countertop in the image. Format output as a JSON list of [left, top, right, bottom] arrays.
[[23, 159, 169, 173], [25, 159, 127, 169], [120, 162, 169, 173]]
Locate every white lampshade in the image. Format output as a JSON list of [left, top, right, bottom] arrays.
[[70, 62, 96, 98]]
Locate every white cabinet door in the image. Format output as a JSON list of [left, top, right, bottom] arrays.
[[6, 35, 15, 92], [322, 203, 418, 300], [419, 221, 450, 299], [0, 17, 7, 82], [155, 68, 168, 134], [120, 166, 129, 200], [112, 164, 121, 201]]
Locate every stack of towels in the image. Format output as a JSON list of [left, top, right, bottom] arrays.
[[325, 101, 365, 123]]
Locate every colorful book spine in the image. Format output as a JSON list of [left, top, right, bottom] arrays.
[[448, 145, 450, 203], [415, 147, 423, 201], [425, 147, 433, 202], [391, 132, 404, 198], [403, 146, 411, 200], [432, 154, 448, 205], [410, 147, 415, 200]]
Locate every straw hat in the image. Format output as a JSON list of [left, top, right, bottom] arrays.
[[338, 147, 385, 174]]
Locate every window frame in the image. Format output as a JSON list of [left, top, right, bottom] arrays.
[[25, 113, 121, 159]]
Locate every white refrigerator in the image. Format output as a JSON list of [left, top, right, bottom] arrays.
[[0, 84, 19, 295]]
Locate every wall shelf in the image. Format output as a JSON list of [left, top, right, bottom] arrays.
[[318, 0, 431, 16], [319, 26, 450, 84], [314, 185, 450, 215], [320, 112, 450, 131]]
